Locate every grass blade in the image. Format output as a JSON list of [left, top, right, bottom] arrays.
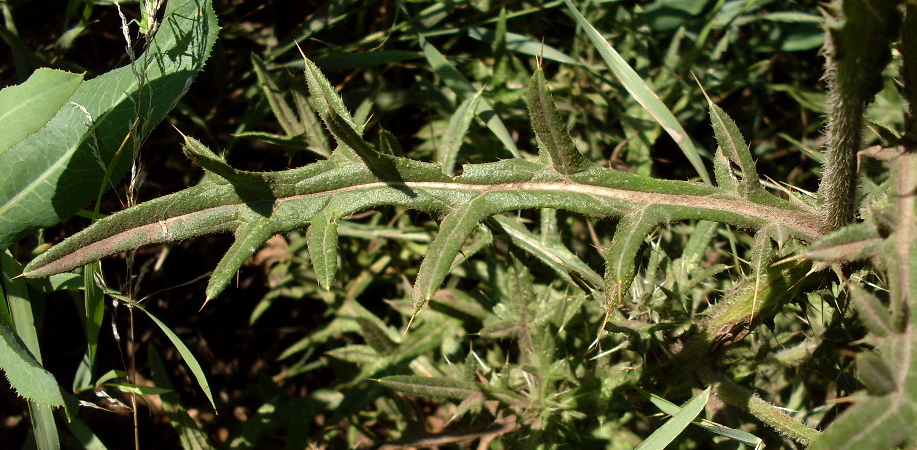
[[133, 304, 216, 410], [415, 31, 522, 158], [636, 387, 711, 450], [563, 0, 711, 184]]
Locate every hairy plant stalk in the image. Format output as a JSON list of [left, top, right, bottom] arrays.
[[701, 369, 821, 446], [818, 0, 901, 230]]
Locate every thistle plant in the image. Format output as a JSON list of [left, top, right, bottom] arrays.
[[3, 0, 917, 448]]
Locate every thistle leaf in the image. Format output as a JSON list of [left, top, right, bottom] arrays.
[[307, 215, 339, 290], [439, 92, 483, 176], [526, 69, 591, 175]]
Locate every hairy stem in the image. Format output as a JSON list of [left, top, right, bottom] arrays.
[[818, 0, 901, 230]]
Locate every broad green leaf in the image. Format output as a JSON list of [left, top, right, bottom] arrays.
[[0, 68, 83, 155], [1, 250, 61, 450], [0, 322, 64, 407], [563, 0, 711, 185], [0, 0, 218, 249], [636, 387, 711, 450]]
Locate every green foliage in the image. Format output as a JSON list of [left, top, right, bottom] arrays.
[[0, 0, 218, 249], [2, 0, 917, 448]]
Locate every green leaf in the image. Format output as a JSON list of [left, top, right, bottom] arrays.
[[467, 27, 580, 66], [134, 304, 216, 410], [856, 352, 896, 396], [415, 31, 522, 159], [307, 215, 339, 289], [646, 389, 763, 447], [438, 91, 482, 176], [526, 68, 591, 175], [181, 135, 273, 197], [113, 383, 173, 396], [1, 250, 61, 450], [413, 198, 503, 311], [149, 347, 216, 450], [0, 68, 83, 155], [378, 375, 526, 407], [803, 221, 884, 263], [490, 215, 603, 289], [703, 88, 767, 199], [604, 207, 666, 307], [636, 387, 711, 450], [0, 322, 65, 407], [0, 0, 219, 249], [208, 220, 274, 300], [850, 285, 894, 337], [563, 0, 711, 185]]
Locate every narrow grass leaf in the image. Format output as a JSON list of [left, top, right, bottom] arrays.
[[64, 415, 109, 450], [73, 260, 104, 391], [415, 32, 521, 158], [148, 347, 216, 450], [647, 389, 763, 447], [28, 402, 60, 450], [468, 28, 580, 66], [564, 0, 711, 184], [636, 387, 711, 450], [133, 304, 216, 410]]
